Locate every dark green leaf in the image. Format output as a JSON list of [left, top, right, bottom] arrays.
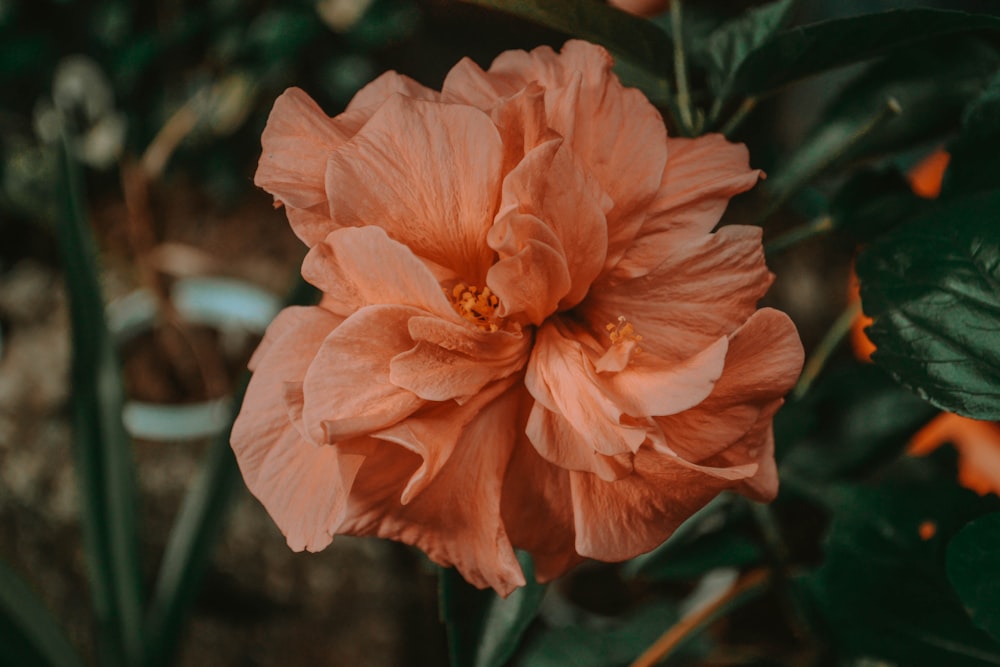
[[623, 495, 761, 581], [766, 39, 998, 201], [441, 551, 546, 667], [0, 560, 85, 667], [515, 601, 681, 667], [723, 8, 1000, 100], [798, 471, 1000, 666], [944, 71, 1000, 199], [55, 136, 144, 667], [778, 364, 938, 482], [948, 512, 1000, 644], [828, 167, 925, 243], [857, 189, 1000, 420], [704, 0, 796, 98], [459, 0, 671, 82]]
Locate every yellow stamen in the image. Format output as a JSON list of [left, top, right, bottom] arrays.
[[607, 315, 643, 352], [446, 283, 500, 332]]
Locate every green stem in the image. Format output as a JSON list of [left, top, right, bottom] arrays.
[[719, 96, 758, 138], [765, 215, 835, 258], [792, 300, 861, 400], [670, 0, 695, 136]]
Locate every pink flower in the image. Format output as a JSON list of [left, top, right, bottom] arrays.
[[232, 40, 803, 595]]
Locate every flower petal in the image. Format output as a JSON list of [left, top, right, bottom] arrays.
[[488, 41, 668, 267], [254, 88, 368, 245], [232, 306, 366, 552], [583, 224, 773, 364], [302, 226, 456, 318], [390, 316, 530, 402], [487, 138, 608, 324], [614, 135, 762, 278], [325, 94, 503, 281], [301, 305, 426, 442], [525, 320, 650, 470], [345, 70, 440, 111], [341, 386, 526, 595], [501, 435, 582, 582]]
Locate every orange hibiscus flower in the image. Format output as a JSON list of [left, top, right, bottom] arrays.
[[232, 40, 804, 595]]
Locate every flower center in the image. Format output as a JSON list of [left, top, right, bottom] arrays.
[[606, 316, 642, 352], [448, 283, 500, 332]]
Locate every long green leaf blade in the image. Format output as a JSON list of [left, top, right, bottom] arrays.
[[723, 9, 1000, 100], [55, 136, 145, 667], [459, 0, 671, 78], [0, 559, 86, 667]]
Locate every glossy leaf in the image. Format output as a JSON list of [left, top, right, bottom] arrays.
[[54, 136, 144, 667], [441, 551, 546, 667], [947, 512, 1000, 644], [799, 470, 1000, 666], [721, 8, 1000, 100], [704, 0, 796, 97], [857, 190, 1000, 420], [777, 364, 938, 481], [515, 601, 681, 667], [828, 167, 925, 243], [459, 0, 671, 79], [0, 560, 85, 667], [943, 71, 1000, 199], [765, 39, 998, 202]]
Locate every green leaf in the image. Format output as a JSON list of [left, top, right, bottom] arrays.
[[441, 551, 546, 667], [827, 167, 925, 243], [765, 38, 998, 202], [143, 276, 317, 667], [54, 136, 144, 667], [459, 0, 671, 81], [703, 0, 796, 98], [944, 71, 1000, 199], [778, 364, 938, 482], [721, 8, 1000, 101], [857, 189, 1000, 420], [947, 512, 1000, 644], [623, 495, 761, 582], [799, 470, 1000, 666], [0, 560, 85, 667], [515, 601, 681, 667]]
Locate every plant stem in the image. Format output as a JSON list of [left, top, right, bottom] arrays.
[[719, 96, 758, 138], [630, 569, 771, 667], [792, 300, 861, 400], [670, 0, 695, 136], [765, 215, 835, 258]]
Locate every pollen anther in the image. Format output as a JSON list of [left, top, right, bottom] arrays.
[[446, 283, 501, 332], [607, 315, 642, 352]]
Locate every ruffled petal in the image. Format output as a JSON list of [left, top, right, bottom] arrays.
[[325, 94, 503, 281], [345, 70, 440, 111], [390, 315, 530, 402], [254, 88, 369, 245], [232, 306, 365, 552], [488, 41, 668, 267], [487, 138, 608, 324], [301, 305, 426, 442], [341, 385, 527, 595], [583, 225, 773, 364], [501, 432, 582, 582], [301, 226, 457, 318], [614, 135, 762, 278], [525, 319, 650, 474]]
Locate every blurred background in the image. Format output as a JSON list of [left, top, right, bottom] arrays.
[[0, 0, 985, 665]]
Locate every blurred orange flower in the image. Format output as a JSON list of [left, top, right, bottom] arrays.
[[907, 149, 951, 199], [232, 40, 803, 594], [609, 0, 671, 17]]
